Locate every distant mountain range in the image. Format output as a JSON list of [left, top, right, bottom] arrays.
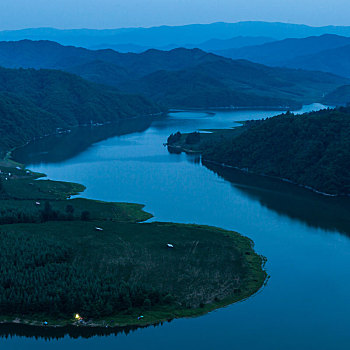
[[2, 22, 350, 50], [0, 67, 161, 154], [0, 40, 347, 109], [90, 36, 275, 53], [217, 34, 350, 65], [286, 44, 350, 78], [217, 34, 350, 78], [187, 36, 275, 52]]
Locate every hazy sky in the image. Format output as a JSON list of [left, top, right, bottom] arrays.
[[0, 0, 349, 30]]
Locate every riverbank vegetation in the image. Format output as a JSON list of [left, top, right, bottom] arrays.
[[0, 164, 266, 327], [167, 107, 350, 195], [0, 67, 162, 158]]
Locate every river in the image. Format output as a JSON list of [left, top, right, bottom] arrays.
[[5, 104, 350, 349]]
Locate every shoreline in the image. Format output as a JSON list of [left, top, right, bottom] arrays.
[[0, 276, 267, 330], [0, 162, 267, 331], [2, 111, 165, 161], [166, 141, 348, 198], [0, 226, 267, 330], [202, 159, 343, 197], [169, 105, 301, 112], [167, 144, 347, 197]]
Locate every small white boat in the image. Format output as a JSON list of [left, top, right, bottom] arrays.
[[95, 227, 104, 231], [167, 243, 174, 248]]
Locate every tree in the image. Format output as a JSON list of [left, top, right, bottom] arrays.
[[65, 204, 74, 214], [41, 201, 53, 221], [143, 298, 152, 310], [65, 204, 75, 220], [81, 211, 90, 221], [167, 132, 182, 145], [185, 132, 200, 144]]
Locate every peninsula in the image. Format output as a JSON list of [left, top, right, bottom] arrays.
[[0, 159, 266, 328]]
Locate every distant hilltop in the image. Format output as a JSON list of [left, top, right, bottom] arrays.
[[2, 21, 350, 51]]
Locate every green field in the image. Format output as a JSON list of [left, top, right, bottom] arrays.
[[0, 164, 266, 327]]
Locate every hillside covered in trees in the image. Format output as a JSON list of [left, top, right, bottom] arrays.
[[0, 40, 347, 109], [169, 107, 350, 195], [0, 67, 161, 156], [216, 34, 350, 69], [0, 164, 266, 326], [323, 85, 350, 106]]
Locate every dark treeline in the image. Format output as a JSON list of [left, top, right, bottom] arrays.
[[167, 131, 200, 145], [0, 202, 81, 225], [0, 230, 174, 318], [200, 107, 350, 195], [167, 132, 182, 144]]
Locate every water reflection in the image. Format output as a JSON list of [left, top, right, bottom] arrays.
[[5, 105, 349, 347], [204, 162, 350, 236], [13, 116, 157, 165], [0, 322, 164, 340]]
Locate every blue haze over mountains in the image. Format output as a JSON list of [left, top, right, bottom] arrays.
[[2, 21, 350, 79], [216, 34, 350, 77], [3, 22, 350, 50], [0, 39, 347, 110], [1, 21, 350, 109]]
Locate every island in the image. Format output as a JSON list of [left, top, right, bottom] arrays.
[[0, 159, 266, 328]]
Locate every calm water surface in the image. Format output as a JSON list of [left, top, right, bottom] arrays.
[[6, 104, 350, 349]]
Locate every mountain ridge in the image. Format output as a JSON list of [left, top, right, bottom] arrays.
[[215, 34, 350, 78], [3, 21, 350, 49], [0, 39, 347, 109], [216, 34, 350, 67], [0, 66, 162, 155]]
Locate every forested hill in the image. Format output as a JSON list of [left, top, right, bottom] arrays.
[[200, 107, 350, 195], [0, 67, 161, 156], [219, 36, 350, 79], [323, 85, 350, 106], [216, 34, 350, 68], [0, 40, 348, 109]]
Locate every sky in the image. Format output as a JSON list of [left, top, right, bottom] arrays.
[[0, 0, 349, 30]]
